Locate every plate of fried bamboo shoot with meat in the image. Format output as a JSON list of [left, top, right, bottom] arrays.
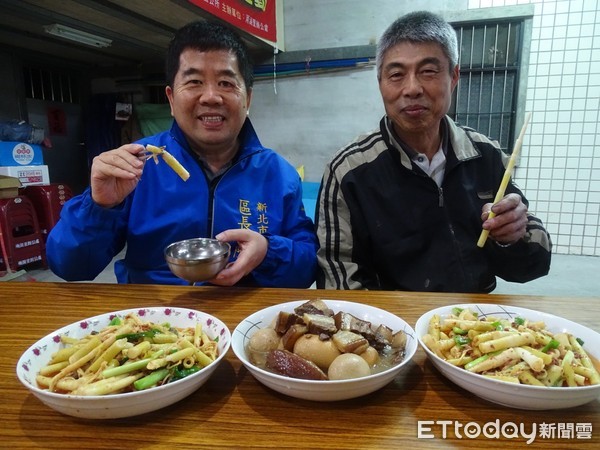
[[416, 304, 600, 410]]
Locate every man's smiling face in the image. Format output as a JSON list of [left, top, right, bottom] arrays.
[[166, 48, 252, 156], [378, 41, 459, 143]]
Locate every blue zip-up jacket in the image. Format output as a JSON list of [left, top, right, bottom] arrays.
[[46, 119, 318, 287]]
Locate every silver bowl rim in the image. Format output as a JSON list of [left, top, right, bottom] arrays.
[[164, 238, 231, 265]]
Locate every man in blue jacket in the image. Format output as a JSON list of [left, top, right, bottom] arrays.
[[47, 21, 317, 287]]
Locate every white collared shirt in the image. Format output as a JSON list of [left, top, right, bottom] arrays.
[[413, 146, 446, 187]]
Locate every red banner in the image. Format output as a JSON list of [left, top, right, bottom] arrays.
[[47, 107, 67, 136], [188, 0, 277, 43]]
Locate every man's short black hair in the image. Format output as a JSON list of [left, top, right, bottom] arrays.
[[165, 20, 254, 91]]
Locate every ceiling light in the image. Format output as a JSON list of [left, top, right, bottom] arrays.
[[43, 24, 112, 48]]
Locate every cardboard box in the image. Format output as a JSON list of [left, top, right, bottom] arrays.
[[0, 175, 22, 199], [0, 165, 50, 186], [0, 141, 44, 166]]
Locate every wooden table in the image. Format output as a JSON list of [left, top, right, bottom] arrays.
[[1, 283, 598, 449]]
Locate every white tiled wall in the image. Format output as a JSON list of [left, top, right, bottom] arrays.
[[468, 0, 600, 256]]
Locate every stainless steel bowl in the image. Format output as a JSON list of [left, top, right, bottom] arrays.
[[164, 238, 231, 283]]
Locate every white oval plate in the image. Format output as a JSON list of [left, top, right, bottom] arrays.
[[415, 303, 600, 410], [17, 306, 231, 419], [232, 300, 418, 401]]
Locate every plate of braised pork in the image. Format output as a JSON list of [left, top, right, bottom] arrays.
[[232, 299, 417, 401]]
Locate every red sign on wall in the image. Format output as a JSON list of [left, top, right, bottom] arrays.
[[188, 0, 277, 43], [47, 107, 67, 136]]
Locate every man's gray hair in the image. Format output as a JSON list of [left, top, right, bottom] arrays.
[[376, 11, 458, 79]]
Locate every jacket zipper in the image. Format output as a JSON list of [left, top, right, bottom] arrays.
[[438, 182, 470, 289], [205, 150, 263, 238], [207, 176, 218, 237], [438, 185, 457, 246], [170, 127, 263, 237]]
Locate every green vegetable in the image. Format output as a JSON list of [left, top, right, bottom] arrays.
[[451, 307, 463, 316], [514, 317, 525, 326], [491, 321, 503, 330], [172, 365, 201, 382], [116, 329, 160, 342], [541, 338, 560, 353], [463, 350, 502, 370], [464, 354, 490, 370], [109, 317, 122, 326], [453, 335, 471, 347], [102, 358, 152, 378], [134, 369, 170, 390], [576, 337, 584, 346], [101, 350, 164, 378], [452, 327, 467, 335]]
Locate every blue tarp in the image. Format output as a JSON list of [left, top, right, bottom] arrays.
[[302, 181, 319, 222]]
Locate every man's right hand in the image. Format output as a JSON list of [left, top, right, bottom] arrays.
[[90, 144, 146, 208]]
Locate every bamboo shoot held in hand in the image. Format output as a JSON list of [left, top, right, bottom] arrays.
[[146, 144, 190, 181], [477, 112, 531, 247]]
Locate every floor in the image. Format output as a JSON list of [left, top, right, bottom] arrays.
[[493, 253, 598, 298], [7, 252, 598, 298]]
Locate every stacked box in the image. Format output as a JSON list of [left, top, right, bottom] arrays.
[[0, 165, 50, 186], [0, 175, 21, 199]]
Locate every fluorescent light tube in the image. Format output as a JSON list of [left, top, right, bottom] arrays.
[[44, 24, 112, 48]]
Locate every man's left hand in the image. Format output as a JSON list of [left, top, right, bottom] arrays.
[[207, 229, 269, 286]]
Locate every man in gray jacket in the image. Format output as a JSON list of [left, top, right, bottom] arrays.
[[316, 11, 551, 292]]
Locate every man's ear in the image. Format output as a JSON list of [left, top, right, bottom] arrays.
[[165, 85, 175, 117], [451, 65, 460, 91]]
